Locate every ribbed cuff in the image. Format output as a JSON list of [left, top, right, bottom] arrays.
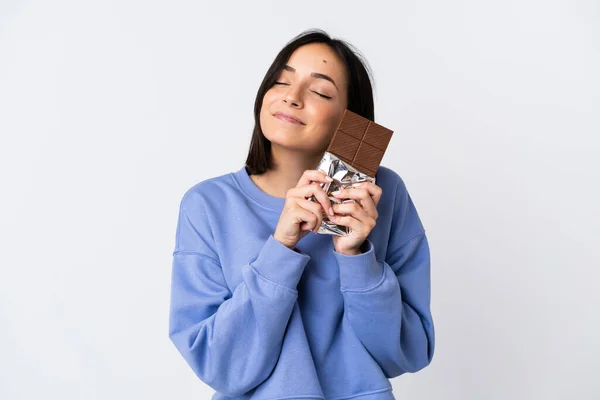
[[250, 235, 311, 290], [335, 239, 383, 291]]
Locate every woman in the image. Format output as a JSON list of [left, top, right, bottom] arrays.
[[169, 29, 435, 400]]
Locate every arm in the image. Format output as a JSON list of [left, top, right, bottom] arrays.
[[333, 182, 435, 378], [168, 193, 309, 396]]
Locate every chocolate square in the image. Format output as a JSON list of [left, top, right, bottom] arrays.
[[326, 109, 394, 177]]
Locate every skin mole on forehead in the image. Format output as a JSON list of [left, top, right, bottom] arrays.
[[323, 60, 327, 63]]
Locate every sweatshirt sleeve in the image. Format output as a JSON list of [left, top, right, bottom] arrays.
[[168, 192, 310, 397], [333, 180, 435, 378]]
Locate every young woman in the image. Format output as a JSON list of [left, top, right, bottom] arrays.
[[168, 29, 435, 400]]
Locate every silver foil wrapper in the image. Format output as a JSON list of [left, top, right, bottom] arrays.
[[311, 151, 376, 236]]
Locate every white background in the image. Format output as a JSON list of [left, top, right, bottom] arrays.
[[1, 0, 599, 399]]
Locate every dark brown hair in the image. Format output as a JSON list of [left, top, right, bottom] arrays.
[[245, 29, 375, 175]]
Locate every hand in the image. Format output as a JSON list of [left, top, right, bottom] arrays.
[[330, 181, 383, 255], [273, 170, 334, 249]]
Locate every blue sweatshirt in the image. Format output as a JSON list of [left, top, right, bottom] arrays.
[[168, 165, 435, 400]]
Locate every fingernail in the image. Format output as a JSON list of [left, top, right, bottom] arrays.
[[326, 176, 333, 182], [329, 207, 334, 216], [353, 183, 362, 188], [332, 190, 341, 196]]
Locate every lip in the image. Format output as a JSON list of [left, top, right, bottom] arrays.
[[274, 112, 305, 125]]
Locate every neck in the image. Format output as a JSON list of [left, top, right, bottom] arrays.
[[251, 145, 325, 198]]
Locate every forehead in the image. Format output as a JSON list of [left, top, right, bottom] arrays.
[[285, 43, 346, 81]]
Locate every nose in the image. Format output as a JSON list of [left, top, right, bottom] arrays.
[[283, 85, 303, 108]]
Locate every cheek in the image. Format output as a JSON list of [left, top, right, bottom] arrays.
[[308, 101, 337, 120], [322, 110, 345, 143], [260, 91, 275, 118], [317, 107, 344, 132], [261, 90, 273, 109]]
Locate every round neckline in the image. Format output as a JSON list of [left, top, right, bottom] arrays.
[[233, 166, 286, 211]]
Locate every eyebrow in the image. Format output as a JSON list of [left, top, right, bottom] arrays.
[[282, 65, 338, 89]]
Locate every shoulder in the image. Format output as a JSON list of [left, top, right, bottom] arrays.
[[179, 170, 239, 212], [375, 165, 408, 198], [376, 165, 426, 236]]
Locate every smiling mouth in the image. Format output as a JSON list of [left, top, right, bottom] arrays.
[[274, 113, 305, 125]]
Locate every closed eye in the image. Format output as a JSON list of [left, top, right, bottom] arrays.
[[312, 91, 331, 99], [274, 82, 331, 99]]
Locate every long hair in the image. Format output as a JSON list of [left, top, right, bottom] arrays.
[[245, 29, 375, 175]]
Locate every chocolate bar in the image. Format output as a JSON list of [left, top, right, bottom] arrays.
[[326, 109, 394, 177], [308, 110, 394, 235]]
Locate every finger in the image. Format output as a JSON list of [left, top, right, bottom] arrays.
[[295, 198, 325, 233], [328, 214, 373, 234], [290, 184, 334, 217], [293, 203, 320, 233], [331, 202, 373, 224], [337, 182, 382, 208], [297, 226, 311, 240], [351, 182, 383, 205], [332, 187, 378, 219], [299, 221, 320, 235], [296, 169, 333, 188], [299, 221, 314, 234]]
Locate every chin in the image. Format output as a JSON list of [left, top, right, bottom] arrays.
[[267, 134, 313, 152], [268, 137, 308, 151]]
